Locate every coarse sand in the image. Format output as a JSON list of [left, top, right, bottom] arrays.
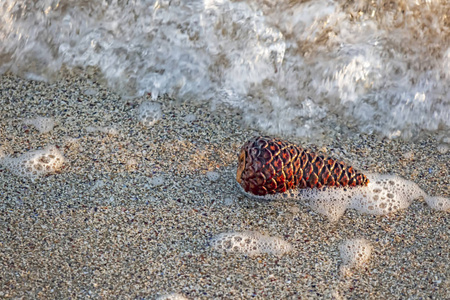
[[0, 72, 448, 299]]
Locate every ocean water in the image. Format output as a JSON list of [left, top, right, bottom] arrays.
[[1, 0, 449, 141]]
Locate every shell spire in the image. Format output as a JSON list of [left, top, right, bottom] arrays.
[[236, 136, 369, 196]]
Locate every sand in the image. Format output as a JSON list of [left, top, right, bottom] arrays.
[[0, 72, 448, 299]]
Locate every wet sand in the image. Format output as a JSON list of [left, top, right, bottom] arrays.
[[0, 72, 448, 299]]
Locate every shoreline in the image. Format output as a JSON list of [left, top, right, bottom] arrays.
[[0, 73, 448, 299]]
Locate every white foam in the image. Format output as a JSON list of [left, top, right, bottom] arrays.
[[23, 117, 55, 134], [339, 238, 372, 270], [156, 293, 189, 300], [138, 101, 162, 127], [0, 0, 450, 138], [1, 0, 449, 141], [0, 145, 65, 180], [425, 196, 450, 212], [210, 231, 292, 256], [240, 173, 447, 221]]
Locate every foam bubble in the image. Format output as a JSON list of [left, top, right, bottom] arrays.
[[349, 174, 426, 214], [339, 238, 372, 270], [239, 173, 447, 221], [210, 231, 292, 256], [23, 117, 55, 134], [425, 196, 450, 212], [306, 174, 428, 220], [0, 145, 65, 180], [206, 171, 220, 182], [138, 101, 162, 127], [156, 293, 189, 300], [306, 195, 350, 223]]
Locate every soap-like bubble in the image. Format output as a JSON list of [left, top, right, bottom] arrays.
[[83, 88, 98, 96], [210, 231, 292, 256]]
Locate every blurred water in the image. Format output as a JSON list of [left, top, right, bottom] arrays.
[[1, 0, 449, 141]]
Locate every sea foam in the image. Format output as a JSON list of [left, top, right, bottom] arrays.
[[210, 231, 292, 256], [138, 101, 162, 127], [1, 0, 448, 141], [240, 173, 449, 222], [22, 117, 55, 134], [338, 238, 372, 275], [0, 145, 65, 181]]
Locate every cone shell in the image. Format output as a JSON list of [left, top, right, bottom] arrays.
[[236, 136, 369, 196]]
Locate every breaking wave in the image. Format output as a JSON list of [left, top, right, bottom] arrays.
[[1, 0, 449, 140]]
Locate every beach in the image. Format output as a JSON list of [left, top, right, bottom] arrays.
[[0, 72, 449, 299]]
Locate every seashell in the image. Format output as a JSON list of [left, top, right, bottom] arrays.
[[236, 136, 369, 196]]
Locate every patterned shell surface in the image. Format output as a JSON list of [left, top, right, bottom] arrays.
[[236, 136, 369, 196]]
